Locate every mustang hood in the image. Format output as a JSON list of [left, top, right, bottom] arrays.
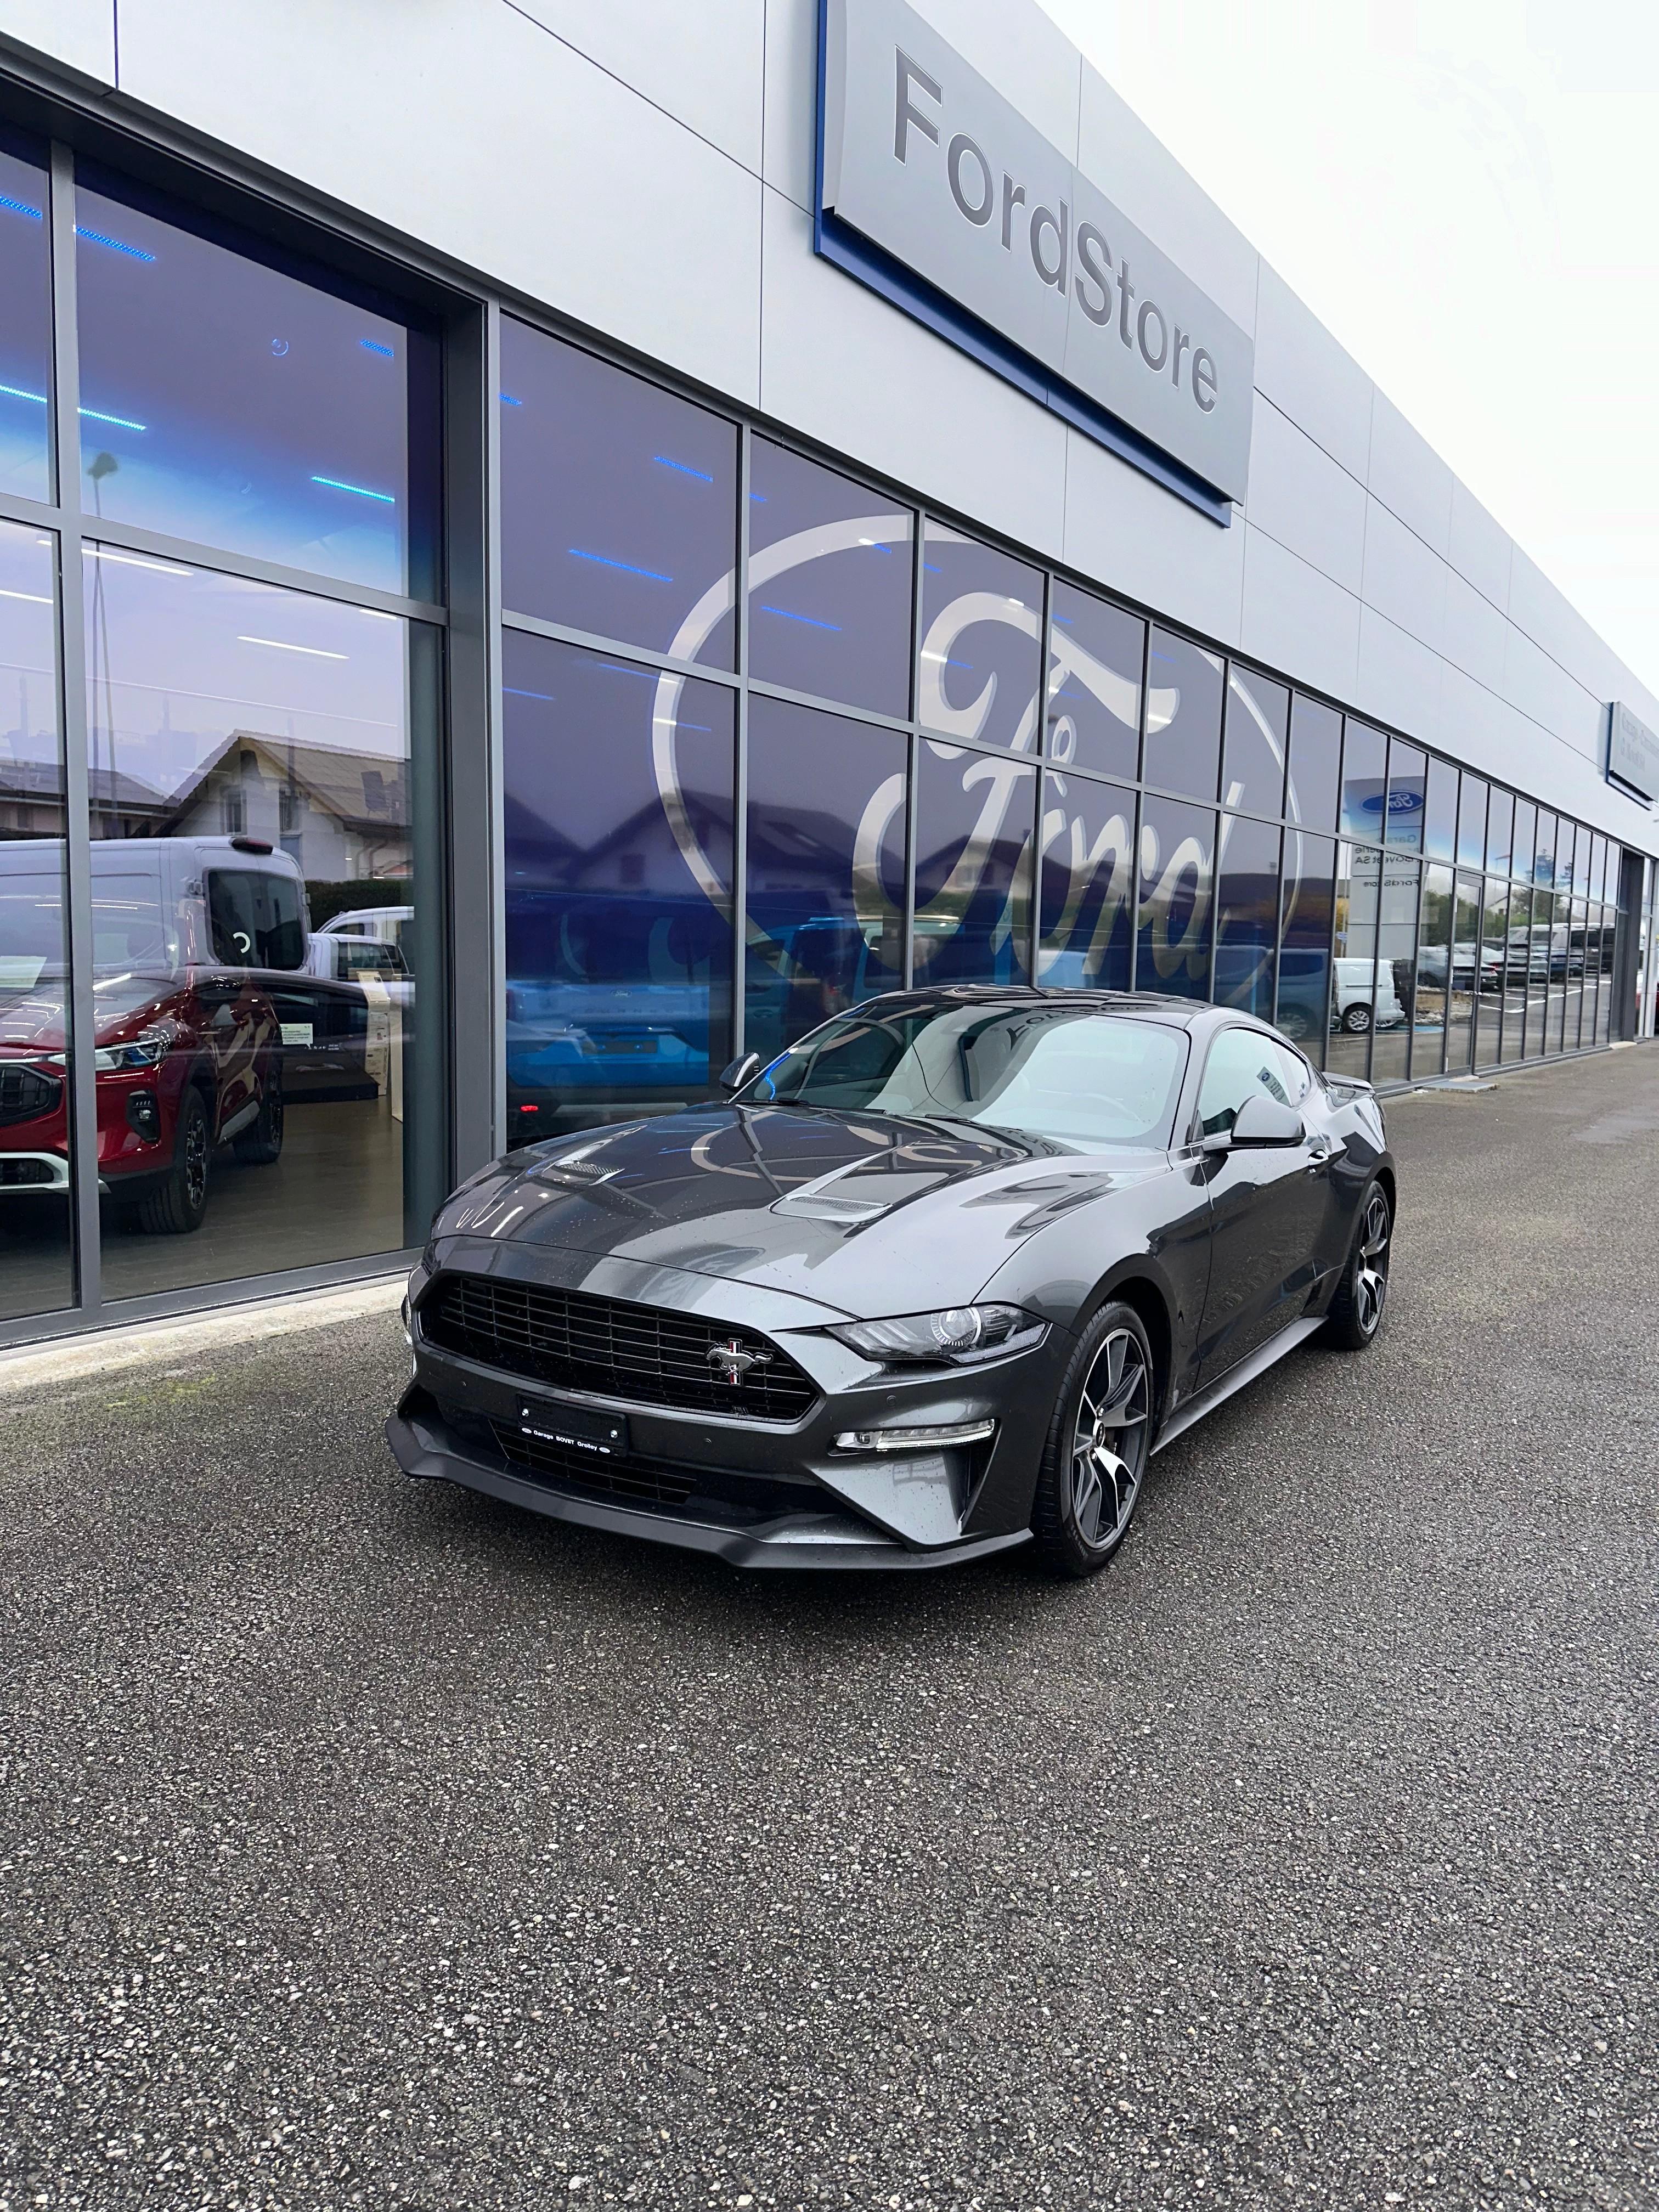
[[428, 1104, 1166, 1318]]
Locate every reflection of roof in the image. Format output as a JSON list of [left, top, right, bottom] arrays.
[[0, 758, 168, 811], [164, 730, 408, 834]]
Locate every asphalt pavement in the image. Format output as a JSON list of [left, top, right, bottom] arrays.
[[4, 1045, 1657, 2212]]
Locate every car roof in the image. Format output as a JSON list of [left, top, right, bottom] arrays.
[[851, 985, 1221, 1029]]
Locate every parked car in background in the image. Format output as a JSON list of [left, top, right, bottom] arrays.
[[0, 836, 292, 1231], [1331, 958, 1404, 1034], [304, 929, 414, 1007], [315, 904, 414, 962]]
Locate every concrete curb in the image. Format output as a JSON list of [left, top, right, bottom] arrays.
[[0, 1276, 407, 1397]]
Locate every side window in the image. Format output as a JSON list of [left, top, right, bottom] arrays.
[[1195, 1027, 1293, 1136], [207, 870, 306, 971], [1270, 1040, 1311, 1103]]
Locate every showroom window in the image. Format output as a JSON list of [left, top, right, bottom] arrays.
[[488, 314, 1635, 1162], [0, 144, 447, 1333]]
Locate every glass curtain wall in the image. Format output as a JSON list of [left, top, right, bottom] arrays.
[[492, 314, 1636, 1150], [0, 141, 447, 1329]]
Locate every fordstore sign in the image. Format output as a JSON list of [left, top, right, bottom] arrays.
[[816, 0, 1255, 520]]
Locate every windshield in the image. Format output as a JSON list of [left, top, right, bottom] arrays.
[[747, 1001, 1190, 1152]]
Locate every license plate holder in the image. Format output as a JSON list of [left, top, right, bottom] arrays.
[[517, 1398, 629, 1460]]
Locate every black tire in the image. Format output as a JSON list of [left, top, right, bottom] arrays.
[[1031, 1300, 1156, 1580], [136, 1087, 211, 1235], [1341, 1002, 1372, 1034], [233, 1066, 284, 1165], [1324, 1180, 1392, 1350]]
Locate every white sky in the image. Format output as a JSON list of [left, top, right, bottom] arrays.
[[1041, 0, 1659, 703]]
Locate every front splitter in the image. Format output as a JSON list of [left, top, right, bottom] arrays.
[[385, 1405, 1031, 1574]]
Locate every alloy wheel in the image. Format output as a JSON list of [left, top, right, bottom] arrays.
[[1356, 1190, 1391, 1334], [183, 1110, 210, 1209], [1069, 1328, 1151, 1550]]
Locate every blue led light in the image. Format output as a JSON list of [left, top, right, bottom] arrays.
[[749, 493, 766, 503], [0, 193, 42, 221], [312, 474, 397, 504], [75, 225, 156, 263], [500, 393, 523, 406], [569, 550, 672, 582], [0, 383, 46, 406], [504, 686, 555, 701], [359, 339, 394, 358], [598, 663, 660, 681], [79, 407, 146, 431], [946, 658, 973, 670], [922, 561, 941, 573], [759, 605, 842, 633], [653, 455, 713, 483], [680, 723, 713, 732]]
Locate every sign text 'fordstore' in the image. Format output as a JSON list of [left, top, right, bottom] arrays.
[[817, 0, 1255, 518]]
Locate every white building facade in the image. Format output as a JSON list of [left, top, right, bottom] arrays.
[[0, 0, 1654, 1339]]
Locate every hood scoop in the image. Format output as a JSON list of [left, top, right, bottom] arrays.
[[771, 1158, 949, 1225]]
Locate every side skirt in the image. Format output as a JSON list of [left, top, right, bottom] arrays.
[[1151, 1314, 1326, 1454]]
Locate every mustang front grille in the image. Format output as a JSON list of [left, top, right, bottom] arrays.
[[424, 1274, 818, 1423], [0, 1065, 61, 1127]]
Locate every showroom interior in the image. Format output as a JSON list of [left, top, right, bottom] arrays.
[[0, 3, 1655, 1347]]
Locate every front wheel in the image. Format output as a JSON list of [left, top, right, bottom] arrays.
[[1324, 1181, 1392, 1349], [1031, 1301, 1155, 1579], [234, 1066, 284, 1165], [135, 1087, 211, 1235]]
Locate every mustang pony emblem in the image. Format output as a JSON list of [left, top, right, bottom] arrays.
[[707, 1338, 771, 1385]]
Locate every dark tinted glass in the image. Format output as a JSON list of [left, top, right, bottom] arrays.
[[500, 319, 737, 668], [1455, 773, 1486, 868], [1385, 741, 1426, 851], [1339, 720, 1387, 842], [504, 633, 733, 1136], [1475, 877, 1507, 1068], [912, 739, 1035, 984], [1421, 757, 1457, 862], [0, 138, 50, 504], [1221, 667, 1288, 821], [1446, 873, 1483, 1071], [81, 546, 437, 1296], [748, 438, 911, 716], [1037, 770, 1135, 990], [1330, 839, 1381, 1077], [75, 174, 435, 595], [1213, 810, 1280, 1017], [1138, 793, 1214, 1001], [0, 520, 72, 1316], [744, 695, 906, 1063], [1286, 695, 1340, 833], [918, 524, 1041, 752], [1486, 787, 1514, 877], [1511, 799, 1536, 883], [1496, 881, 1528, 1063], [1047, 581, 1142, 781], [1590, 834, 1607, 904], [1371, 853, 1419, 1084], [1276, 830, 1334, 1064], [1144, 629, 1222, 800]]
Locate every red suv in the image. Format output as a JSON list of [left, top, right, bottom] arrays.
[[1, 837, 293, 1233]]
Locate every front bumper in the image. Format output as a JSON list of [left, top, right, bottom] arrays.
[[387, 1390, 1031, 1572], [388, 1254, 1065, 1570]]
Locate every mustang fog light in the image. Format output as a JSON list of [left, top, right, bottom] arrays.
[[826, 1304, 1042, 1363], [832, 1419, 996, 1455]]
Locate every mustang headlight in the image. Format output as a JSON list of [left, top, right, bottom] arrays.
[[827, 1303, 1043, 1364]]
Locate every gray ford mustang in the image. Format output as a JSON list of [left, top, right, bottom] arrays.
[[388, 988, 1395, 1577]]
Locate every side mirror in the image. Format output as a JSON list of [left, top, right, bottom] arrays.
[[718, 1052, 762, 1094], [1229, 1092, 1305, 1148]]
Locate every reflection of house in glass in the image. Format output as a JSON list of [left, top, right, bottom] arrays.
[[159, 731, 410, 881], [0, 758, 170, 840]]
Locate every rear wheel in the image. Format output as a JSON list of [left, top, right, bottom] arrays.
[[1031, 1301, 1155, 1579], [136, 1086, 211, 1234], [233, 1066, 284, 1165], [1324, 1181, 1391, 1349], [1341, 1002, 1372, 1034]]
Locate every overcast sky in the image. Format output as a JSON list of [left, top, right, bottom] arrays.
[[1042, 0, 1659, 704]]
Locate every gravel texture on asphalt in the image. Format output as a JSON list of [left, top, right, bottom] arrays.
[[3, 1046, 1657, 2212]]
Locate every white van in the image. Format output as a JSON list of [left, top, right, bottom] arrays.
[[1332, 957, 1404, 1034]]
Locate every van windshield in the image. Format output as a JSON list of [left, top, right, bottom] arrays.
[[747, 1001, 1190, 1152]]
